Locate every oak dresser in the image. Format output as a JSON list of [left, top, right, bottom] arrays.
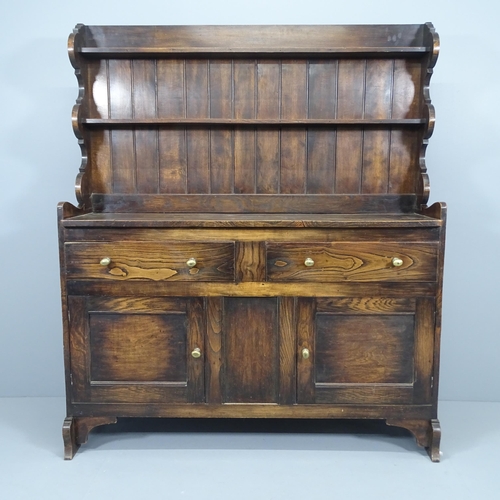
[[59, 23, 445, 460]]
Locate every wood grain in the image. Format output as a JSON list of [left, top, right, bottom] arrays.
[[223, 298, 279, 403], [267, 241, 438, 282], [65, 241, 235, 281]]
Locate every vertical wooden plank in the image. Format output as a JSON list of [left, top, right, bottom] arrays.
[[111, 129, 135, 193], [234, 128, 255, 193], [233, 60, 255, 119], [108, 60, 132, 119], [87, 60, 108, 118], [413, 298, 435, 404], [132, 60, 156, 119], [337, 60, 365, 119], [362, 129, 391, 193], [335, 128, 363, 193], [210, 60, 232, 118], [186, 60, 209, 118], [107, 60, 134, 193], [281, 60, 307, 119], [392, 59, 421, 119], [132, 60, 158, 193], [210, 129, 233, 193], [308, 60, 337, 119], [206, 297, 223, 404], [157, 60, 185, 119], [235, 241, 266, 282], [364, 59, 394, 119], [279, 297, 296, 405], [297, 298, 315, 404], [135, 129, 159, 193], [186, 129, 210, 193], [389, 129, 419, 193], [281, 62, 307, 192], [89, 129, 112, 193], [307, 130, 335, 194], [280, 128, 306, 193], [223, 298, 279, 403], [256, 129, 279, 193], [187, 298, 205, 403], [68, 296, 89, 402], [159, 127, 187, 193], [256, 61, 280, 119]]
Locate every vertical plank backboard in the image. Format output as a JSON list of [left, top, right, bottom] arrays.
[[157, 60, 185, 119]]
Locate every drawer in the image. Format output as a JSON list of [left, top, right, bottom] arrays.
[[65, 241, 235, 281], [266, 242, 438, 282]]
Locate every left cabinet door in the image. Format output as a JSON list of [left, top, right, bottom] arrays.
[[67, 296, 205, 404]]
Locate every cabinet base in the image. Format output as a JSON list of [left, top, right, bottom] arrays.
[[63, 415, 440, 461], [63, 416, 117, 460], [386, 418, 441, 462]]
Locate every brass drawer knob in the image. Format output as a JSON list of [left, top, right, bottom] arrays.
[[391, 257, 404, 267], [191, 347, 202, 359], [100, 257, 111, 266], [302, 348, 310, 359], [186, 258, 197, 268], [304, 257, 315, 267]]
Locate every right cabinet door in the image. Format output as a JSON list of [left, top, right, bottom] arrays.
[[297, 297, 435, 405]]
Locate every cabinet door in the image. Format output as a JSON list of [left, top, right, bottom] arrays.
[[297, 297, 435, 405], [205, 297, 296, 404], [68, 296, 204, 404]]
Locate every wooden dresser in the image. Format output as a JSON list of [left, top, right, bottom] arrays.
[[59, 24, 445, 461]]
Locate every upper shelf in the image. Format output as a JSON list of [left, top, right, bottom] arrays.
[[78, 47, 429, 58], [82, 118, 426, 126], [70, 24, 436, 59]]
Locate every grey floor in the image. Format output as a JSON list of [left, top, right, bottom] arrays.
[[1, 398, 499, 499]]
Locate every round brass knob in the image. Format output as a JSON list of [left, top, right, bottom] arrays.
[[100, 257, 111, 266], [186, 258, 197, 268], [302, 348, 310, 359], [304, 258, 315, 267], [391, 257, 403, 267], [191, 347, 201, 359]]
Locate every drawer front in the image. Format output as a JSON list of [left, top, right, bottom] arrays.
[[267, 242, 438, 282], [65, 241, 235, 281]]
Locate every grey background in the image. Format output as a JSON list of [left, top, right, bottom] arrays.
[[0, 0, 498, 401]]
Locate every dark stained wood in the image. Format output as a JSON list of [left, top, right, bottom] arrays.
[[67, 280, 438, 299], [306, 130, 335, 194], [362, 129, 390, 193], [63, 23, 444, 460], [278, 297, 296, 404], [67, 296, 204, 405], [334, 129, 363, 194], [187, 298, 205, 403], [223, 298, 279, 403], [205, 297, 223, 404], [157, 60, 185, 119], [91, 193, 418, 214], [65, 241, 235, 281], [68, 402, 434, 420], [315, 314, 415, 384], [234, 128, 255, 193], [386, 418, 441, 462], [78, 25, 429, 54], [235, 241, 266, 282], [296, 298, 315, 404], [267, 241, 438, 282], [89, 312, 187, 381], [413, 297, 436, 404], [63, 212, 442, 229], [159, 127, 187, 193], [63, 416, 118, 460]]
